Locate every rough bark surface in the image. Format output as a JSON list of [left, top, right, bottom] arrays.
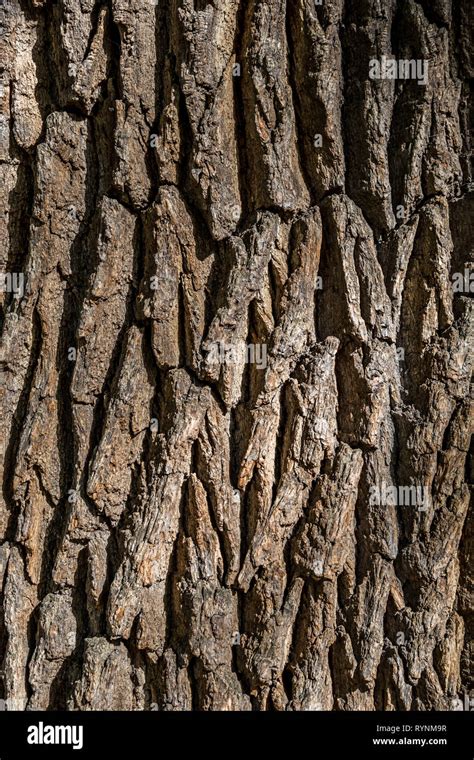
[[0, 0, 472, 711]]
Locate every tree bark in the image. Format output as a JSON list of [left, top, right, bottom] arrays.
[[0, 0, 472, 711]]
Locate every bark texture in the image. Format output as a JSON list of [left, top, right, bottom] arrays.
[[0, 0, 473, 711]]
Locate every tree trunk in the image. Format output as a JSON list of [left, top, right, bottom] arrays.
[[0, 0, 472, 712]]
